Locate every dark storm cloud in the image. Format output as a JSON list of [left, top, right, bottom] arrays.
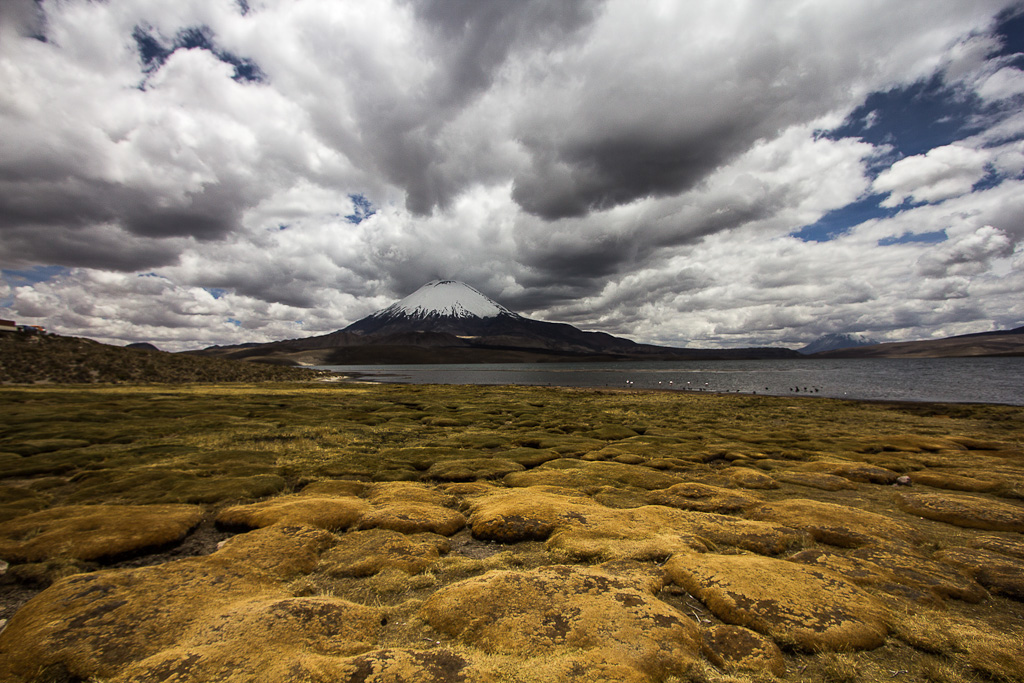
[[0, 178, 243, 243], [409, 0, 603, 103], [513, 120, 756, 219], [507, 185, 781, 300], [508, 48, 869, 221], [0, 225, 182, 272], [357, 0, 604, 215], [0, 0, 46, 41]]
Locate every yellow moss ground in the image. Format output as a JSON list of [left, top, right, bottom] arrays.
[[0, 382, 1022, 682]]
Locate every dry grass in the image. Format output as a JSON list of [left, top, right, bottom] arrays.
[[894, 608, 1024, 682]]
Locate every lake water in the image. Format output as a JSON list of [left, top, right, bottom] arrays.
[[317, 357, 1024, 406]]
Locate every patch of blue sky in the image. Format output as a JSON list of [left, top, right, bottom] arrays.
[[825, 74, 987, 161], [800, 14, 1024, 245], [878, 230, 947, 247], [825, 9, 1024, 161], [345, 194, 376, 224], [791, 194, 900, 243], [132, 24, 265, 84], [972, 163, 1014, 193], [204, 287, 229, 299], [995, 7, 1024, 62], [1, 265, 70, 286]]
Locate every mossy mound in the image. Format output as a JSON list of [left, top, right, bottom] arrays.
[[701, 624, 786, 676], [3, 438, 91, 456], [217, 483, 466, 536], [0, 525, 336, 681], [848, 545, 986, 602], [493, 447, 562, 468], [788, 546, 986, 604], [666, 552, 890, 651], [935, 546, 1024, 600], [328, 649, 490, 683], [321, 529, 449, 577], [773, 471, 860, 491], [365, 481, 456, 507], [299, 480, 367, 497], [749, 498, 922, 548], [120, 597, 387, 682], [910, 470, 1002, 493], [854, 435, 966, 453], [610, 452, 646, 465], [727, 467, 779, 489], [512, 432, 606, 454], [419, 564, 701, 680], [357, 502, 466, 536], [217, 495, 371, 531], [0, 504, 202, 563], [547, 525, 707, 562], [799, 459, 900, 484], [0, 485, 50, 523], [671, 511, 807, 556], [895, 491, 1024, 531], [585, 424, 641, 440], [467, 487, 606, 543], [503, 459, 682, 492], [425, 457, 525, 481], [67, 470, 287, 505], [969, 534, 1024, 559], [209, 524, 338, 579], [645, 482, 761, 513], [468, 487, 802, 559]]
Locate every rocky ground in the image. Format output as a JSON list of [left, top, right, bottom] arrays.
[[0, 382, 1022, 682]]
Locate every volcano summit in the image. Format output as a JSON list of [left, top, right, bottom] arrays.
[[344, 280, 522, 336]]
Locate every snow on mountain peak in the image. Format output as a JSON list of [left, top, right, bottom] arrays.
[[379, 280, 515, 320]]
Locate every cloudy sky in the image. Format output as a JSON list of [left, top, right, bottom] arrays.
[[2, 0, 1023, 351]]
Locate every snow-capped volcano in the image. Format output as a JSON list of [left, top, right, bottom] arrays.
[[379, 280, 517, 320], [199, 279, 805, 363], [342, 279, 652, 354], [344, 280, 525, 337], [799, 332, 879, 355]]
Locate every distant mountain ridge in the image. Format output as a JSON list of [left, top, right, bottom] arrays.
[[196, 280, 798, 364], [799, 333, 878, 355], [811, 325, 1024, 359], [191, 280, 1024, 364]]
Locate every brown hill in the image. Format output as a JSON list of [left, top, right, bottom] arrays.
[[814, 327, 1024, 359], [0, 332, 327, 384]]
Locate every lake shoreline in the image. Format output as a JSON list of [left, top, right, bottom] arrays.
[[315, 356, 1024, 406]]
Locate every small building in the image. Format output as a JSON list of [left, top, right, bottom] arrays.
[[0, 319, 17, 332]]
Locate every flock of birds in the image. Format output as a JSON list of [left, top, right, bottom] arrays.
[[622, 379, 823, 395]]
